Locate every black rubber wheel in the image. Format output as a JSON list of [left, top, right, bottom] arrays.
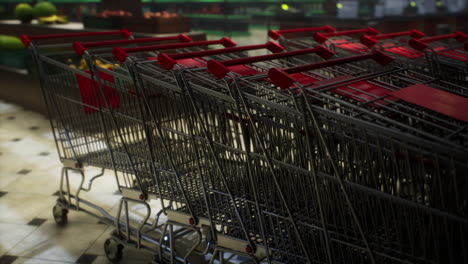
[[152, 255, 166, 264], [104, 238, 124, 263], [52, 205, 68, 227]]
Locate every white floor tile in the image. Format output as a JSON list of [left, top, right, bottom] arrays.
[[0, 100, 22, 114], [8, 220, 107, 262], [0, 193, 55, 224], [3, 170, 61, 196], [83, 226, 113, 256], [0, 223, 37, 256]]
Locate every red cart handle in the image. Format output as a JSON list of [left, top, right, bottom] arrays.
[[314, 27, 379, 44], [157, 41, 284, 70], [268, 50, 394, 89], [207, 46, 335, 79], [21, 29, 131, 47], [113, 37, 236, 62], [360, 30, 425, 48], [73, 34, 191, 56], [409, 32, 468, 51], [268, 26, 336, 40]]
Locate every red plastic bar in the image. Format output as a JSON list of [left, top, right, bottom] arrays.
[[409, 32, 468, 51], [314, 27, 379, 43], [21, 29, 131, 47], [360, 30, 425, 48], [157, 41, 284, 70], [268, 25, 336, 40], [268, 50, 394, 89], [113, 37, 236, 62], [389, 84, 468, 122], [73, 34, 192, 56], [207, 46, 335, 79]]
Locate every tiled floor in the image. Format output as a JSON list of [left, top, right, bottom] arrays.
[[0, 101, 154, 264]]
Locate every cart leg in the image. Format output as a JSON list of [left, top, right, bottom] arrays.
[[208, 248, 219, 264], [158, 220, 204, 264], [53, 166, 75, 226]]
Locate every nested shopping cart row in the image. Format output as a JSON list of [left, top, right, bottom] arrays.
[[24, 27, 467, 264], [270, 26, 467, 87], [168, 46, 467, 263]]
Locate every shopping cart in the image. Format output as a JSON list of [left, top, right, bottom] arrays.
[[21, 29, 142, 228], [360, 30, 426, 49], [270, 26, 388, 74], [23, 30, 244, 263], [72, 35, 261, 262], [115, 43, 335, 263], [409, 32, 468, 85], [270, 26, 378, 53], [169, 49, 378, 263], [173, 49, 468, 263], [360, 31, 467, 86], [312, 27, 379, 53]]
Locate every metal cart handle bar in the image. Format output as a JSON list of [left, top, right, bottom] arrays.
[[268, 50, 394, 89], [409, 32, 468, 51], [73, 34, 192, 56], [360, 30, 425, 48], [314, 27, 379, 44], [207, 46, 335, 79], [157, 41, 284, 70], [113, 37, 236, 62], [21, 29, 131, 47], [268, 25, 336, 40]]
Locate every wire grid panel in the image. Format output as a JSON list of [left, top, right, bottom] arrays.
[[175, 55, 468, 263]]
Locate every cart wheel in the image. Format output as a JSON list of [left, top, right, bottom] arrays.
[[52, 205, 68, 227], [152, 256, 167, 264], [104, 238, 123, 263], [151, 258, 161, 264]]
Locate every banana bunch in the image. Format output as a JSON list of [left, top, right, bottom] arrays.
[[95, 59, 116, 69], [38, 15, 68, 24], [68, 58, 117, 71]]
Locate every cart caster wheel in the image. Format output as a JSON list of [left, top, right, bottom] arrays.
[[104, 238, 123, 263], [52, 205, 68, 226], [151, 256, 163, 264]]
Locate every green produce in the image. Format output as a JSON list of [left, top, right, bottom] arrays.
[[14, 3, 34, 23], [0, 35, 25, 51], [33, 1, 57, 18]]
